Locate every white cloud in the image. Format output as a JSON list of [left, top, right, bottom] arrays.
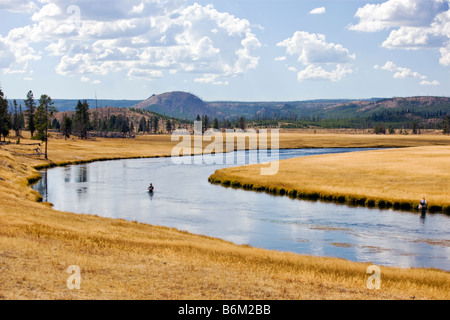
[[0, 0, 38, 13], [277, 31, 355, 82], [0, 33, 40, 74], [375, 61, 428, 80], [275, 56, 286, 61], [1, 0, 261, 82], [349, 0, 448, 32], [277, 31, 355, 65], [350, 0, 450, 66], [297, 64, 353, 82], [439, 45, 450, 65], [420, 79, 440, 85], [309, 7, 326, 15]]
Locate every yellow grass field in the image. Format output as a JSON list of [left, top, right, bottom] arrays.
[[209, 146, 450, 213], [1, 131, 449, 300]]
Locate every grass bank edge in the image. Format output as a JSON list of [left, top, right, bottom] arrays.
[[208, 174, 450, 215]]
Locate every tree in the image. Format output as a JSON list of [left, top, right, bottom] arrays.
[[35, 94, 57, 159], [25, 90, 36, 137], [166, 119, 172, 133], [60, 113, 72, 139], [138, 116, 147, 132], [12, 99, 22, 138], [74, 100, 90, 139], [444, 115, 450, 135], [201, 115, 209, 132], [212, 117, 219, 130], [412, 121, 418, 135], [238, 116, 246, 130], [0, 88, 11, 142], [121, 116, 130, 135], [373, 124, 386, 135], [153, 116, 159, 133]]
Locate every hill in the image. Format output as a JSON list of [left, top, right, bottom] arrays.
[[133, 91, 216, 120], [132, 92, 449, 126]]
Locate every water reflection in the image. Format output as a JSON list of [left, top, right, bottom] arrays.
[[76, 165, 88, 183], [32, 149, 450, 271]]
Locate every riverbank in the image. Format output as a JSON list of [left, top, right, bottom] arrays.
[[209, 146, 450, 214], [1, 133, 449, 299]]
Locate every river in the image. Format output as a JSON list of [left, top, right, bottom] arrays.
[[32, 148, 450, 271]]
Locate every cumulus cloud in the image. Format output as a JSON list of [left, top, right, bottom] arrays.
[[375, 61, 426, 79], [349, 0, 448, 31], [420, 79, 440, 85], [0, 0, 38, 13], [350, 0, 450, 66], [374, 61, 441, 85], [309, 7, 326, 15], [297, 64, 353, 82], [277, 31, 355, 81], [0, 0, 261, 83]]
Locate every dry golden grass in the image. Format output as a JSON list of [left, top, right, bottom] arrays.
[[210, 146, 450, 212], [0, 132, 449, 300]]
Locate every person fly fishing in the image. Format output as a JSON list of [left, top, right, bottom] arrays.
[[419, 197, 427, 215], [148, 183, 154, 193]]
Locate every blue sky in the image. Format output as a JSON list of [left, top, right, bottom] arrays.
[[0, 0, 449, 101]]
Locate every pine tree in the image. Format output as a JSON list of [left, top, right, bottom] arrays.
[[166, 119, 172, 133], [35, 94, 57, 159], [12, 99, 21, 137], [138, 116, 146, 132], [444, 115, 450, 135], [153, 116, 159, 133], [212, 118, 219, 130], [60, 113, 72, 139], [25, 90, 36, 137], [0, 88, 11, 142], [238, 116, 245, 130], [74, 100, 90, 139]]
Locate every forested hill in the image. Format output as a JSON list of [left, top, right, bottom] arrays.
[[132, 92, 449, 124], [10, 93, 449, 125]]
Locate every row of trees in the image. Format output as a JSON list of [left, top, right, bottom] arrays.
[[195, 114, 246, 131], [0, 89, 56, 158], [52, 104, 178, 138]]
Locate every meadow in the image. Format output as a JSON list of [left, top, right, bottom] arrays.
[[0, 130, 449, 299], [209, 145, 450, 213]]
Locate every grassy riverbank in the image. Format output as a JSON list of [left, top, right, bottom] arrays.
[[1, 132, 449, 299], [209, 146, 450, 213]]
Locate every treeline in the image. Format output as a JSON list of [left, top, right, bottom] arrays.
[[253, 114, 450, 134], [0, 89, 56, 149], [52, 104, 189, 138], [195, 114, 246, 131]]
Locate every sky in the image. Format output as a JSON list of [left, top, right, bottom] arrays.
[[0, 0, 449, 101]]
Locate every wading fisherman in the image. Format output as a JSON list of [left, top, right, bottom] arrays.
[[419, 197, 427, 215], [148, 183, 154, 193]]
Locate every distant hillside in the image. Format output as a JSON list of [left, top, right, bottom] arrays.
[[14, 92, 449, 128], [133, 91, 216, 120], [9, 99, 141, 113], [132, 91, 361, 120]]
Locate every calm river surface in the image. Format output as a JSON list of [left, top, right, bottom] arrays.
[[33, 148, 450, 271]]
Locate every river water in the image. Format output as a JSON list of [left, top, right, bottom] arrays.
[[33, 148, 450, 271]]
